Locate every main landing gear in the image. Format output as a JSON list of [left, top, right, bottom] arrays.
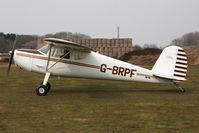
[[35, 82, 51, 96], [35, 71, 51, 96], [35, 45, 53, 96], [173, 82, 185, 93]]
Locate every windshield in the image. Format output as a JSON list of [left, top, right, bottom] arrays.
[[38, 45, 49, 54]]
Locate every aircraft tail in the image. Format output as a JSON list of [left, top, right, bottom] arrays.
[[152, 46, 188, 81]]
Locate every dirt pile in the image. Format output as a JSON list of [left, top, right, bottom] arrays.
[[183, 45, 199, 65], [119, 48, 162, 66], [119, 46, 199, 66]]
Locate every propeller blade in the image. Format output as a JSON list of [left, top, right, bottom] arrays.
[[7, 35, 17, 74]]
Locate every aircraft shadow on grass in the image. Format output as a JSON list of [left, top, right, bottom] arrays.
[[51, 87, 183, 94]]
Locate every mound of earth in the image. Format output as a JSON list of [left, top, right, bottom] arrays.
[[119, 48, 162, 66], [119, 46, 199, 66], [183, 45, 199, 65]]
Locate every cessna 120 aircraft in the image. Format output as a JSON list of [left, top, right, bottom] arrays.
[[8, 37, 188, 96]]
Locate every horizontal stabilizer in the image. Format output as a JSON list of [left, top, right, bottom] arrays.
[[153, 73, 186, 81]]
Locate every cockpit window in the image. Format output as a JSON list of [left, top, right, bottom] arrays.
[[52, 47, 70, 59], [38, 45, 49, 54]]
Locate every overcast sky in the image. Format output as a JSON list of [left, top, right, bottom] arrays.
[[0, 0, 199, 46]]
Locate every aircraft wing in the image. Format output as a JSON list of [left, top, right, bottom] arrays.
[[44, 38, 92, 53]]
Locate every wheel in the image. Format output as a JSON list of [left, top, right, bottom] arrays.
[[180, 88, 186, 93], [35, 85, 48, 96], [40, 82, 51, 92]]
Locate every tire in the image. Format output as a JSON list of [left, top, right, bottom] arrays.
[[36, 85, 48, 96], [46, 82, 51, 92]]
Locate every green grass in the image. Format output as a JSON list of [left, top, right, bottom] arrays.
[[0, 65, 199, 133]]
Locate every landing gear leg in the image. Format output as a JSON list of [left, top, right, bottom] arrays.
[[173, 82, 185, 93], [43, 71, 51, 86], [35, 71, 51, 96], [35, 45, 52, 96]]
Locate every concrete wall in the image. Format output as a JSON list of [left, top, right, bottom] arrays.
[[37, 38, 133, 58]]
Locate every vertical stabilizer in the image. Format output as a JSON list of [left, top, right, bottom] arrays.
[[152, 46, 188, 81]]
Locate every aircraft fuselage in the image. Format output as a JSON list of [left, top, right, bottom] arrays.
[[14, 49, 171, 84]]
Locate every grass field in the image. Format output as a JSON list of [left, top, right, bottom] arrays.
[[0, 65, 199, 133]]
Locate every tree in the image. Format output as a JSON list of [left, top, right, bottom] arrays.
[[43, 32, 91, 39], [0, 31, 92, 53], [143, 44, 159, 49], [170, 31, 199, 46], [0, 33, 38, 52], [0, 36, 12, 53], [133, 44, 142, 50]]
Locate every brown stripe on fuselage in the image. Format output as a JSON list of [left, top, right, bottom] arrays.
[[174, 74, 186, 78], [175, 65, 187, 70], [176, 57, 187, 61], [174, 70, 187, 74], [16, 52, 100, 69], [17, 49, 42, 55], [176, 61, 188, 66]]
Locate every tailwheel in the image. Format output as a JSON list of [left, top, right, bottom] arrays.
[[36, 85, 48, 96], [179, 87, 185, 93], [173, 82, 186, 93]]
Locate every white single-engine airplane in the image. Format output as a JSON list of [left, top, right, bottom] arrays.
[[8, 37, 188, 96]]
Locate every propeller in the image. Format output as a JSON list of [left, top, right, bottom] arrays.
[[7, 35, 17, 74]]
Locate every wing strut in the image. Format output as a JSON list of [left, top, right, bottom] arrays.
[[47, 50, 71, 71], [43, 45, 52, 85]]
